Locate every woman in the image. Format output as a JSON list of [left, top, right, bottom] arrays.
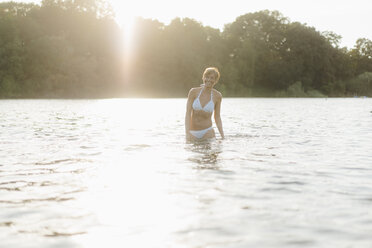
[[185, 67, 224, 141]]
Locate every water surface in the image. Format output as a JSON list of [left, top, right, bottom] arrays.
[[1, 98, 372, 248]]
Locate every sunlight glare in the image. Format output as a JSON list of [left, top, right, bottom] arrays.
[[113, 3, 137, 84], [119, 15, 135, 54]]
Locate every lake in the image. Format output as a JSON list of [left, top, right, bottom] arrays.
[[1, 98, 372, 248]]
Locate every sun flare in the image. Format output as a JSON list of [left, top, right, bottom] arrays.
[[118, 15, 135, 50], [115, 12, 136, 80]]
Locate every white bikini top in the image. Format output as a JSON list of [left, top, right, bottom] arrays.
[[192, 87, 214, 113]]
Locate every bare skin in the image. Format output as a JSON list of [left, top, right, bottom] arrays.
[[185, 73, 225, 141]]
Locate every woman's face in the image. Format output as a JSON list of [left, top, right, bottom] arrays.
[[203, 73, 217, 88]]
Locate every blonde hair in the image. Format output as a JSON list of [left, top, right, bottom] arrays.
[[203, 67, 220, 82]]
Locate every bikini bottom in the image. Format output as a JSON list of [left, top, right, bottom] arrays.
[[189, 126, 213, 139]]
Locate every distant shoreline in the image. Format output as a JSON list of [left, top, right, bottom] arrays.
[[0, 96, 369, 100]]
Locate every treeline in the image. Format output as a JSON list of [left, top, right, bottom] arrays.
[[1, 1, 372, 98], [0, 0, 124, 98], [130, 12, 372, 97]]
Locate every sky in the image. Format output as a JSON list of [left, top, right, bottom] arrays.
[[4, 0, 372, 49]]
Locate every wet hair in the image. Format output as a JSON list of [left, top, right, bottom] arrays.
[[203, 67, 220, 82]]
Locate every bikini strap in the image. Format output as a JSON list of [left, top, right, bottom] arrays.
[[197, 87, 203, 98], [197, 87, 213, 101]]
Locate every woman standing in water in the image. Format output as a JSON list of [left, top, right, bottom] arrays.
[[185, 67, 224, 141]]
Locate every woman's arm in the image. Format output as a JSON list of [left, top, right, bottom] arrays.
[[214, 93, 225, 139], [185, 89, 194, 140]]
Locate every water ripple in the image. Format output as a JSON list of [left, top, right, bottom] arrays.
[[1, 98, 372, 248]]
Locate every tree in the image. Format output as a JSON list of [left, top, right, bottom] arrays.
[[349, 38, 372, 75]]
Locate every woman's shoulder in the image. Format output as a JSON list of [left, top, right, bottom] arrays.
[[188, 87, 202, 96], [193, 86, 203, 91], [212, 89, 222, 99]]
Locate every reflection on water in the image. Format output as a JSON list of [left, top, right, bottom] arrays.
[[1, 98, 372, 248], [186, 139, 223, 168]]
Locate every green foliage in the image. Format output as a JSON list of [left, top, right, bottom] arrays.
[[129, 17, 224, 96], [345, 72, 372, 96], [275, 81, 325, 97], [0, 3, 371, 98], [286, 81, 307, 97], [222, 10, 289, 92], [348, 38, 372, 76], [219, 10, 361, 96], [0, 0, 123, 98]]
